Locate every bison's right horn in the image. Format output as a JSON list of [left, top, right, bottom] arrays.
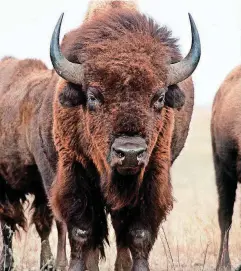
[[50, 13, 84, 85], [167, 13, 201, 86]]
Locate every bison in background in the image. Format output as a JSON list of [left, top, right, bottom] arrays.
[[211, 65, 241, 271], [0, 0, 201, 270], [0, 57, 68, 270]]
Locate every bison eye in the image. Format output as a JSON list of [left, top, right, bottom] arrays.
[[88, 94, 97, 102], [87, 89, 102, 111], [152, 90, 166, 111]]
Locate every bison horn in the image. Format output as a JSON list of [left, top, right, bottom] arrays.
[[167, 13, 201, 86], [50, 13, 84, 85]]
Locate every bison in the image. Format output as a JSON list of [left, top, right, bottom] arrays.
[[211, 65, 241, 271], [0, 0, 201, 270], [0, 56, 68, 270]]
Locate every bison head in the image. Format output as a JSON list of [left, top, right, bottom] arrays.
[[50, 10, 200, 209]]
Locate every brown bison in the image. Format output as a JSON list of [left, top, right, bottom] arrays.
[[211, 65, 241, 271], [0, 56, 68, 270], [0, 0, 201, 270]]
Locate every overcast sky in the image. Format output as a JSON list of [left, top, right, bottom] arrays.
[[0, 0, 241, 106]]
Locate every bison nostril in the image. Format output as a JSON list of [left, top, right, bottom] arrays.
[[137, 149, 146, 160], [113, 148, 125, 160]]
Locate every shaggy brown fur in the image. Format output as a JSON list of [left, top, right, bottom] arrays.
[[0, 1, 195, 270], [50, 2, 195, 270], [211, 65, 241, 271]]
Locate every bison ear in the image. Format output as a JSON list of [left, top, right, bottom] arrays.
[[58, 83, 85, 107], [165, 84, 185, 110]]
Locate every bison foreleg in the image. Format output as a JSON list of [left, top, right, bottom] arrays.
[[68, 226, 90, 271], [128, 228, 152, 271], [50, 160, 108, 271], [55, 221, 68, 270], [32, 196, 54, 271]]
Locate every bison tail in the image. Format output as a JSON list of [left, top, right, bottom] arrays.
[[85, 0, 138, 21]]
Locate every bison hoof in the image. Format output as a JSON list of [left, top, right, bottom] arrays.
[[40, 260, 54, 271], [216, 266, 232, 271], [55, 265, 68, 271], [69, 258, 86, 271], [55, 260, 68, 271], [132, 259, 149, 271], [216, 257, 232, 271], [0, 263, 14, 271]]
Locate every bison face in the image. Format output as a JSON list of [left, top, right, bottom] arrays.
[[81, 72, 185, 177], [84, 83, 166, 176]]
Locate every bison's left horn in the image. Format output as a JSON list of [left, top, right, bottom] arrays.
[[167, 13, 201, 86], [50, 13, 84, 85]]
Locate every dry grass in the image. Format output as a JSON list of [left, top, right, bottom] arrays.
[[5, 106, 241, 270]]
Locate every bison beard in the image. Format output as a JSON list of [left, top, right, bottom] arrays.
[[101, 169, 144, 211]]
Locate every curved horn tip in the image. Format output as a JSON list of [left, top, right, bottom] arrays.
[[188, 13, 197, 28], [50, 12, 84, 85], [50, 13, 65, 62], [166, 12, 201, 86], [188, 13, 193, 21], [188, 13, 201, 43], [58, 13, 65, 28], [54, 12, 65, 42], [188, 12, 201, 61], [53, 13, 65, 38]]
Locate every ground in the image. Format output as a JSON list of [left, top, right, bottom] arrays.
[[3, 106, 241, 270]]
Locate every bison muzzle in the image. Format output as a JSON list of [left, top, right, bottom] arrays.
[[110, 136, 148, 175]]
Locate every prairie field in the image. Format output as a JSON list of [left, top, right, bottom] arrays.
[[3, 106, 241, 271]]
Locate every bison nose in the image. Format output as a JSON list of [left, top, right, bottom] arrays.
[[113, 146, 147, 166], [110, 136, 148, 170]]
